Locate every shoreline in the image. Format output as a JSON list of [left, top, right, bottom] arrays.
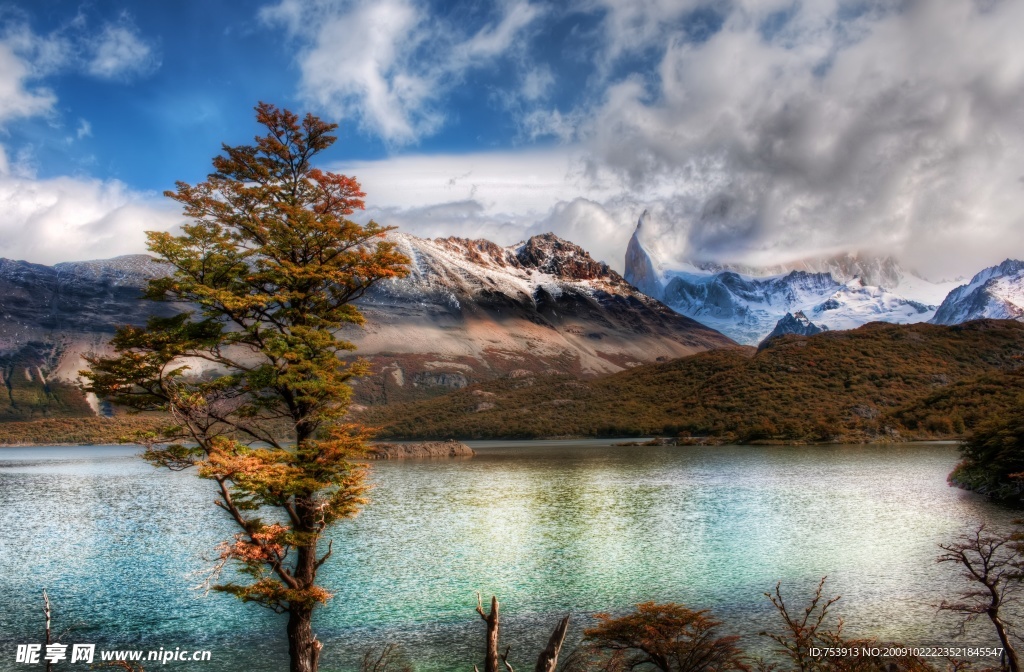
[[0, 437, 963, 449]]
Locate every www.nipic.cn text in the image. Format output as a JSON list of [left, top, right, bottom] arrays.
[[15, 643, 212, 665]]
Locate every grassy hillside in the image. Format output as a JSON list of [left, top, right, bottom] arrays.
[[0, 416, 167, 445], [360, 320, 1024, 443]]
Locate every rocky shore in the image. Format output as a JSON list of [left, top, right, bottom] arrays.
[[367, 439, 475, 459]]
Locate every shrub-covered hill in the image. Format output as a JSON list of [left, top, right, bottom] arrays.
[[360, 319, 1024, 443]]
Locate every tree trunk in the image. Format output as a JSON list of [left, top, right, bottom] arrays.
[[477, 595, 500, 672], [289, 495, 323, 672], [534, 615, 569, 672], [988, 611, 1019, 672], [43, 590, 52, 672], [287, 605, 322, 672]]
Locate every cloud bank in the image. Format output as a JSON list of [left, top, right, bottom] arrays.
[[0, 174, 181, 265], [285, 0, 1024, 278], [578, 0, 1024, 277], [3, 0, 1024, 280]]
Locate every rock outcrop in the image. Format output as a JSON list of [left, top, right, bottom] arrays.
[[368, 439, 475, 459]]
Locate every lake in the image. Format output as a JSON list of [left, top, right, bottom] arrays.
[[0, 441, 1017, 671]]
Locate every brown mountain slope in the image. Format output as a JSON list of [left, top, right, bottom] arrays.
[[0, 233, 734, 420], [341, 232, 734, 404], [360, 320, 1024, 442]]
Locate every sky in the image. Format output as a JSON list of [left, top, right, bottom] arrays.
[[0, 0, 1023, 278]]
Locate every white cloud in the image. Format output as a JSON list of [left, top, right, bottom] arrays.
[[520, 66, 554, 101], [1, 13, 159, 85], [0, 15, 168, 266], [454, 1, 543, 62], [563, 0, 1024, 277], [0, 174, 181, 264], [261, 0, 545, 145], [579, 0, 704, 71], [296, 0, 438, 144], [328, 149, 645, 268], [0, 20, 74, 77], [336, 149, 599, 212], [86, 22, 160, 80], [0, 41, 57, 124]]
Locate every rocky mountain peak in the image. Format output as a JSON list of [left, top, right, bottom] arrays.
[[433, 237, 517, 270], [515, 233, 615, 281], [624, 213, 663, 299], [759, 311, 827, 349]]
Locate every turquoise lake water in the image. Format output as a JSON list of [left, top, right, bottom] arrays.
[[0, 441, 1018, 671]]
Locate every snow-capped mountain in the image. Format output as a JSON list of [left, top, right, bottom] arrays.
[[624, 212, 959, 344], [0, 232, 734, 413], [346, 232, 733, 403], [930, 259, 1024, 325], [760, 311, 827, 347]]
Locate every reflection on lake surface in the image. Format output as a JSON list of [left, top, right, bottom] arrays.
[[0, 441, 1016, 671]]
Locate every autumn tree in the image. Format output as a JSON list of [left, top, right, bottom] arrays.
[[82, 102, 409, 672], [564, 602, 748, 672]]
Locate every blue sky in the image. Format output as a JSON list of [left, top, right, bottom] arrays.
[[2, 0, 1024, 277], [3, 0, 627, 188]]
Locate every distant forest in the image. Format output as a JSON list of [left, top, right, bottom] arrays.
[[363, 320, 1024, 444], [2, 320, 1022, 450]]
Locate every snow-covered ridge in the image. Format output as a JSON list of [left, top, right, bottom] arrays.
[[623, 213, 960, 344], [340, 231, 735, 385], [930, 259, 1024, 325], [53, 254, 173, 286], [760, 311, 827, 348], [379, 231, 629, 303]]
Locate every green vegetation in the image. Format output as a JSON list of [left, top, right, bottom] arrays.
[[948, 397, 1024, 504], [0, 416, 164, 445], [362, 320, 1024, 443]]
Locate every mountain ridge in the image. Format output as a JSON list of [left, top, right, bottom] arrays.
[[931, 259, 1024, 325], [362, 319, 1024, 443], [0, 231, 734, 418], [623, 213, 969, 344]]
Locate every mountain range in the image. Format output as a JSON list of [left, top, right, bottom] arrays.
[[1, 222, 1022, 425], [930, 259, 1024, 324], [0, 232, 731, 417], [338, 232, 731, 404], [624, 212, 1023, 345]]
